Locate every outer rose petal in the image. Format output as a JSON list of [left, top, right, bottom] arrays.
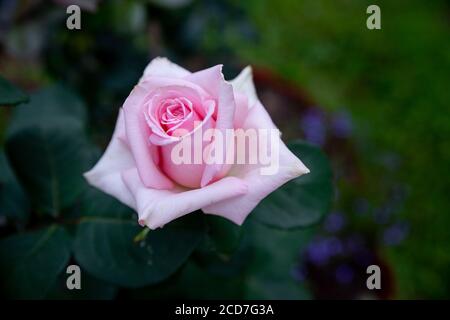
[[141, 56, 190, 81], [202, 70, 309, 225], [184, 64, 223, 98], [230, 66, 258, 109], [139, 77, 212, 103], [200, 80, 236, 187], [202, 142, 309, 225], [122, 168, 248, 229], [83, 109, 136, 209], [123, 85, 174, 190], [233, 91, 249, 129]]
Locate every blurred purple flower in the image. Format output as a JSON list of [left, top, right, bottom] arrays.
[[324, 212, 346, 233], [306, 237, 344, 266], [383, 222, 409, 246], [306, 238, 331, 266], [345, 234, 365, 254], [355, 248, 375, 267], [331, 110, 353, 138], [327, 237, 344, 256], [335, 264, 354, 284], [343, 235, 376, 267], [300, 109, 327, 146]]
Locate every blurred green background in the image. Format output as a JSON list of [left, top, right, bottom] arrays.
[[0, 0, 449, 299]]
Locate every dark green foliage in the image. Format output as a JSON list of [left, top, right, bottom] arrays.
[[0, 225, 71, 299], [254, 141, 333, 229], [0, 76, 28, 106], [74, 214, 206, 287]]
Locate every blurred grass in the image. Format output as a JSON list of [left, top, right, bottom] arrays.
[[223, 0, 450, 298]]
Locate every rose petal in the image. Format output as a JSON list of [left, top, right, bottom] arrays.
[[230, 66, 258, 109], [184, 64, 224, 99], [122, 168, 248, 229], [83, 109, 136, 209], [123, 85, 174, 189], [141, 57, 190, 81], [233, 91, 249, 128], [139, 78, 212, 107], [202, 101, 309, 225], [200, 79, 236, 187], [149, 133, 180, 146]]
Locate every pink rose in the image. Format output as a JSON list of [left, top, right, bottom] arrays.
[[84, 57, 309, 229]]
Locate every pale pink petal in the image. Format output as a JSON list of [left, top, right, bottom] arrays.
[[149, 133, 180, 146], [141, 57, 190, 81], [230, 66, 258, 108], [202, 101, 309, 225], [122, 168, 248, 229], [122, 85, 174, 189], [139, 78, 211, 102], [184, 64, 223, 99], [233, 91, 249, 128], [200, 80, 236, 187], [83, 109, 136, 209], [198, 68, 249, 185]]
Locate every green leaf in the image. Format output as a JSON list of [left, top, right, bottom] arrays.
[[7, 85, 86, 137], [194, 215, 247, 277], [73, 214, 206, 288], [243, 219, 313, 299], [5, 86, 90, 216], [202, 215, 242, 255], [6, 119, 89, 216], [0, 76, 28, 106], [175, 262, 245, 299], [253, 141, 333, 229], [0, 225, 72, 299], [0, 151, 29, 222], [79, 186, 134, 219], [127, 261, 246, 299]]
